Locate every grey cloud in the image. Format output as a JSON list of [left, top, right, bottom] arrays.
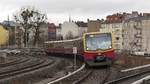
[[0, 0, 150, 23], [35, 0, 132, 13], [0, 0, 135, 13]]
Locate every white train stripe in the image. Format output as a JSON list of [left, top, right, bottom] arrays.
[[44, 37, 82, 44]]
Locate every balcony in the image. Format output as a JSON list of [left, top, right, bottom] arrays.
[[135, 42, 142, 46], [134, 33, 142, 38], [134, 25, 142, 30]]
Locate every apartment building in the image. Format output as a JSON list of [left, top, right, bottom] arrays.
[[99, 11, 143, 52], [100, 22, 123, 52], [123, 16, 150, 54], [100, 13, 125, 52]]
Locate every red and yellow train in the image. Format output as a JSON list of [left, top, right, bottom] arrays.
[[44, 32, 115, 66]]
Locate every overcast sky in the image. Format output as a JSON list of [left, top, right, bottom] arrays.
[[0, 0, 150, 25]]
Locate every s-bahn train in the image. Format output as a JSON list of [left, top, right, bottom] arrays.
[[44, 32, 116, 66]]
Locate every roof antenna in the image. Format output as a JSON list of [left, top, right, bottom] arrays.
[[69, 12, 71, 22], [8, 15, 10, 27], [69, 15, 71, 22]]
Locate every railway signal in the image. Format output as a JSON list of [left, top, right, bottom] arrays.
[[73, 47, 77, 70]]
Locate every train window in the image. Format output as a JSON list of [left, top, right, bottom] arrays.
[[85, 33, 112, 51]]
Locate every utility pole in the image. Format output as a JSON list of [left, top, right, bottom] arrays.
[[7, 15, 10, 48], [73, 47, 77, 70]]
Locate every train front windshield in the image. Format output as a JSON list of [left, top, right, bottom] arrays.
[[85, 33, 112, 51]]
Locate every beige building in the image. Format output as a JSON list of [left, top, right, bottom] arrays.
[[0, 25, 9, 47], [15, 25, 24, 48], [56, 25, 62, 40], [87, 19, 101, 32], [123, 17, 150, 54], [100, 23, 123, 52]]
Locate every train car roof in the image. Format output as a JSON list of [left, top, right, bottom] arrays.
[[84, 31, 112, 35], [44, 37, 82, 44]]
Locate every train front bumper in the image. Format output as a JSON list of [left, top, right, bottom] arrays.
[[85, 58, 112, 66], [95, 56, 105, 62]]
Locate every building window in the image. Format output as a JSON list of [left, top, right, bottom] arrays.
[[122, 34, 124, 38], [115, 17, 118, 20], [116, 37, 119, 40]]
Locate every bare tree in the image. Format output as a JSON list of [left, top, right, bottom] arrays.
[[14, 7, 34, 47], [14, 7, 47, 47], [31, 11, 47, 46]]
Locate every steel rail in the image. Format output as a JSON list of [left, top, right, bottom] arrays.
[[105, 69, 150, 84], [47, 63, 85, 84]]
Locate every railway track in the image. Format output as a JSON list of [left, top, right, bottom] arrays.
[[105, 69, 150, 84], [56, 64, 150, 84], [2, 49, 150, 84], [43, 55, 150, 84], [0, 55, 29, 67], [0, 48, 76, 84], [79, 67, 112, 84], [47, 63, 86, 84], [47, 65, 113, 84], [0, 49, 57, 84], [0, 56, 41, 73], [0, 59, 51, 79], [72, 70, 92, 84], [104, 64, 150, 84]]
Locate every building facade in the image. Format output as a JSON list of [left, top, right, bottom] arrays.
[[99, 11, 144, 52], [48, 23, 56, 40], [100, 23, 123, 52], [56, 24, 62, 40], [0, 25, 9, 47], [2, 21, 24, 48], [76, 21, 87, 36], [39, 23, 49, 45], [61, 21, 79, 39], [87, 19, 101, 32], [15, 25, 24, 48], [123, 16, 150, 53]]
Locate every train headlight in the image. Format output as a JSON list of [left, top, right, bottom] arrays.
[[87, 48, 89, 50], [90, 35, 94, 37]]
